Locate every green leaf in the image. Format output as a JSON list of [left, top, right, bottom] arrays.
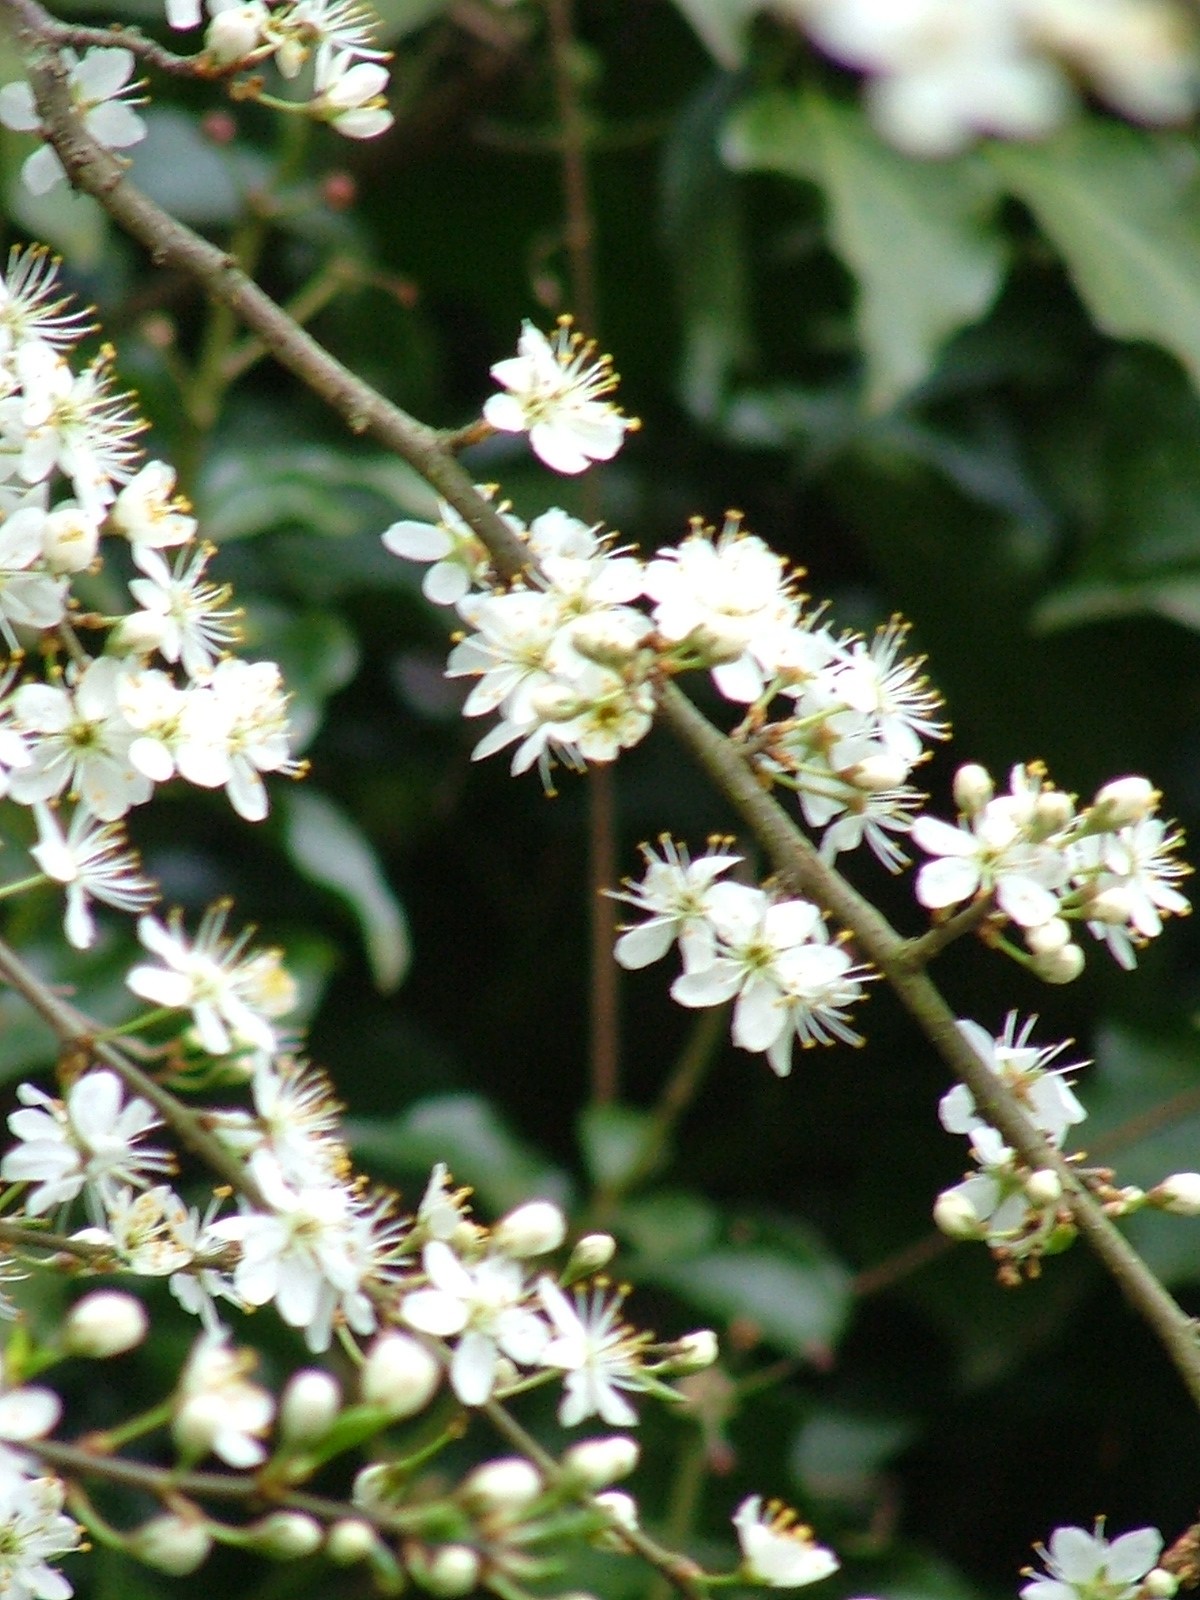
[[283, 789, 410, 993], [790, 1409, 918, 1504], [643, 1223, 852, 1358], [613, 1189, 720, 1259], [578, 1102, 657, 1191], [347, 1094, 574, 1215], [127, 109, 246, 227], [722, 87, 1005, 411], [988, 123, 1200, 396], [239, 600, 358, 751]]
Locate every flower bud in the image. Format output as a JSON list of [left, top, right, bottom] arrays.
[[565, 1233, 616, 1279], [664, 1329, 719, 1373], [353, 1462, 401, 1510], [594, 1490, 639, 1537], [1024, 1169, 1062, 1207], [1091, 775, 1157, 828], [1145, 1569, 1179, 1598], [1087, 887, 1136, 925], [248, 1513, 323, 1560], [1030, 943, 1085, 985], [109, 611, 171, 658], [1025, 917, 1071, 955], [1151, 1172, 1200, 1215], [529, 684, 582, 723], [279, 1369, 341, 1443], [42, 506, 99, 574], [563, 1435, 640, 1488], [1032, 789, 1074, 835], [492, 1199, 567, 1258], [204, 0, 268, 62], [461, 1457, 544, 1513], [361, 1333, 441, 1417], [129, 1513, 213, 1575], [413, 1545, 481, 1597], [933, 1189, 984, 1241], [569, 615, 646, 668], [326, 1519, 381, 1566], [64, 1290, 148, 1358], [846, 752, 909, 792], [953, 763, 993, 815]]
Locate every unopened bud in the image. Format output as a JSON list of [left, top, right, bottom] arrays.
[[461, 1457, 543, 1513], [326, 1519, 381, 1566], [565, 1233, 616, 1279], [1151, 1172, 1200, 1215], [130, 1513, 213, 1575], [594, 1490, 639, 1535], [953, 763, 993, 816], [247, 1512, 323, 1560], [664, 1329, 719, 1373], [1088, 887, 1135, 925], [413, 1545, 481, 1597], [109, 611, 170, 657], [204, 1, 268, 62], [1030, 942, 1085, 984], [847, 753, 908, 792], [353, 1462, 401, 1510], [42, 506, 99, 574], [1145, 1569, 1179, 1598], [1032, 789, 1074, 835], [1025, 917, 1071, 956], [563, 1435, 640, 1488], [1024, 1169, 1062, 1207], [1091, 775, 1157, 828], [529, 684, 583, 723], [64, 1290, 148, 1358], [492, 1199, 567, 1258], [361, 1334, 441, 1418], [569, 615, 645, 668], [933, 1189, 984, 1241], [279, 1369, 341, 1443]]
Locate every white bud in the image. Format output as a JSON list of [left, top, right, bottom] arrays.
[[204, 0, 268, 62], [461, 1458, 544, 1513], [566, 1233, 616, 1277], [933, 1189, 984, 1241], [1088, 886, 1136, 925], [846, 752, 909, 792], [953, 763, 993, 815], [279, 1369, 341, 1443], [1024, 1169, 1062, 1207], [568, 615, 645, 667], [1152, 1172, 1200, 1216], [352, 1462, 399, 1510], [361, 1334, 441, 1417], [595, 1490, 639, 1534], [1030, 942, 1085, 984], [417, 1545, 481, 1597], [130, 1513, 213, 1575], [1145, 1569, 1179, 1598], [529, 684, 582, 723], [1033, 789, 1074, 835], [493, 1199, 567, 1257], [326, 1519, 382, 1566], [563, 1435, 640, 1488], [1025, 917, 1071, 955], [109, 611, 171, 658], [666, 1329, 719, 1373], [1092, 775, 1157, 828], [248, 1513, 324, 1560], [64, 1290, 148, 1358], [42, 506, 100, 574]]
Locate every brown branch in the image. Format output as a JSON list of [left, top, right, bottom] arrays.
[[0, 0, 240, 77]]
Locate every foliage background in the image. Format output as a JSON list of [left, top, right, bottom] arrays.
[[7, 3, 1200, 1598]]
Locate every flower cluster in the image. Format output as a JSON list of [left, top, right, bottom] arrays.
[[612, 837, 872, 1076], [779, 0, 1200, 157], [913, 765, 1191, 979], [0, 247, 300, 948], [0, 48, 146, 194]]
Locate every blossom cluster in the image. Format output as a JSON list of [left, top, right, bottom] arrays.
[[0, 246, 299, 949], [913, 764, 1191, 979], [777, 0, 1200, 156]]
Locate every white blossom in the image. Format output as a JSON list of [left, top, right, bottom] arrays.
[[30, 802, 157, 949], [1021, 1523, 1164, 1600], [733, 1496, 839, 1588], [538, 1277, 650, 1427], [0, 48, 146, 196]]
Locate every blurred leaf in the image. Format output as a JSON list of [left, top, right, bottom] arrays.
[[578, 1102, 656, 1191], [199, 445, 437, 544], [284, 788, 410, 992], [722, 87, 1005, 410], [371, 0, 452, 41], [347, 1094, 574, 1214], [613, 1189, 720, 1259], [127, 109, 244, 226], [989, 124, 1200, 396], [1034, 575, 1200, 633], [661, 75, 753, 422], [644, 1224, 852, 1357], [790, 1408, 918, 1505], [2, 143, 108, 265], [240, 600, 359, 751], [667, 0, 758, 68]]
